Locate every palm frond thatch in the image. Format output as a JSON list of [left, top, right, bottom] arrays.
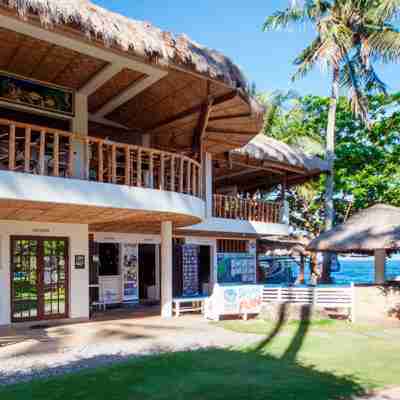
[[0, 0, 249, 89]]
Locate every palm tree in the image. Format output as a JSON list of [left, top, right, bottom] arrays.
[[264, 0, 400, 280]]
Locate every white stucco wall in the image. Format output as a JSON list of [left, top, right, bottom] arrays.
[[0, 220, 89, 326]]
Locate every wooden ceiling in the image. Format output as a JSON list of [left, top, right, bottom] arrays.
[[0, 199, 201, 232], [0, 28, 106, 89], [213, 154, 310, 193], [0, 27, 263, 155]]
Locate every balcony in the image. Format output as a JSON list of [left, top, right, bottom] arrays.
[[0, 119, 202, 196], [180, 195, 289, 237], [213, 194, 282, 223], [0, 119, 204, 230]]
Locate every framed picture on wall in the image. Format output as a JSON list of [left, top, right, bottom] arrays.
[[0, 70, 75, 116], [75, 255, 85, 269]]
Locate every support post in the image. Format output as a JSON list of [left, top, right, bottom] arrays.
[[203, 152, 213, 217], [374, 249, 386, 284], [71, 93, 88, 179], [161, 221, 173, 317]]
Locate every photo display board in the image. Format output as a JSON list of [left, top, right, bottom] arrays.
[[217, 253, 256, 284], [0, 71, 74, 116], [182, 244, 199, 296], [121, 243, 139, 303]]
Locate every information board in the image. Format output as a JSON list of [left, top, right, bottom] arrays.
[[121, 243, 139, 303], [217, 253, 256, 284]]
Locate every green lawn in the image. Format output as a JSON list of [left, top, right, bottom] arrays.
[[1, 319, 400, 400]]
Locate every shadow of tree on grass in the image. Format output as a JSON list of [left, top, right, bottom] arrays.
[[0, 301, 366, 400]]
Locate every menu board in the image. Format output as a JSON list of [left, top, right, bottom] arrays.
[[121, 243, 139, 303], [182, 244, 199, 296], [217, 253, 256, 284]]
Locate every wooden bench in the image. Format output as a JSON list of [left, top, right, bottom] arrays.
[[172, 296, 208, 317]]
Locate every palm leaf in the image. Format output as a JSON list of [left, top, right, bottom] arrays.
[[369, 29, 400, 62]]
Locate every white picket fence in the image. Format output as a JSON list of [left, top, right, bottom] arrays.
[[262, 284, 355, 322]]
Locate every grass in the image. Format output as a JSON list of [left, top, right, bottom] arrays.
[[1, 318, 400, 399]]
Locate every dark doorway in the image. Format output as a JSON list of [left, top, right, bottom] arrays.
[[139, 244, 157, 302], [199, 245, 211, 294], [98, 243, 119, 276], [11, 236, 69, 322]]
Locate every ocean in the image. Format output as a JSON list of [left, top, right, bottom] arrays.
[[260, 256, 400, 285]]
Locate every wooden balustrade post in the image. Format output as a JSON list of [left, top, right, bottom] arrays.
[[8, 124, 15, 171], [160, 153, 165, 190], [179, 158, 184, 193], [171, 156, 175, 191], [149, 151, 154, 188], [187, 160, 191, 194], [111, 144, 117, 183], [137, 148, 142, 187], [68, 136, 74, 177], [192, 163, 197, 196], [98, 142, 103, 182], [53, 133, 59, 177], [24, 127, 31, 173], [39, 130, 46, 175], [125, 146, 131, 185], [85, 139, 90, 180]]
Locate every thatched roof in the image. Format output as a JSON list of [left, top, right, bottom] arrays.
[[1, 0, 249, 90], [308, 204, 400, 254], [234, 135, 329, 173]]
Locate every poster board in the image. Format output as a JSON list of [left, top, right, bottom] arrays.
[[121, 243, 139, 304], [204, 284, 264, 320], [217, 253, 256, 284], [182, 244, 199, 296]]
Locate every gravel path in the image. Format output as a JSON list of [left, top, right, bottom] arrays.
[[0, 316, 262, 386]]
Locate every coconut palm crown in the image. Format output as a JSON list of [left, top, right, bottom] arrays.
[[264, 0, 400, 122]]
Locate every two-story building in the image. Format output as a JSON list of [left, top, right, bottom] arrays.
[[0, 0, 326, 325]]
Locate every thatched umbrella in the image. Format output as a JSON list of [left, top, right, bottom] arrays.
[[308, 204, 400, 283]]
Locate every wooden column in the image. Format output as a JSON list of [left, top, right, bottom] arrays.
[[202, 152, 213, 217], [71, 93, 88, 179], [161, 221, 173, 318], [374, 249, 386, 284]]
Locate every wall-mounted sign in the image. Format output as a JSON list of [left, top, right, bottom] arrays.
[[217, 253, 256, 284], [0, 71, 74, 116], [74, 255, 85, 269]]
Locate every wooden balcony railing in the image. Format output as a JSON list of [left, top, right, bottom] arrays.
[[0, 119, 202, 198], [213, 194, 282, 223]]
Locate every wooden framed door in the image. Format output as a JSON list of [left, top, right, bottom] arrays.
[[11, 237, 69, 322]]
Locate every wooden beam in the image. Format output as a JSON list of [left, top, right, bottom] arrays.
[[205, 136, 243, 148], [88, 114, 129, 130], [209, 113, 252, 122], [205, 128, 259, 136], [95, 73, 167, 117], [192, 96, 214, 154], [213, 152, 308, 175], [215, 168, 260, 182], [79, 63, 123, 96], [145, 90, 238, 133]]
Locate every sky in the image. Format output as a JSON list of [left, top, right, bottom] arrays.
[[93, 0, 400, 97]]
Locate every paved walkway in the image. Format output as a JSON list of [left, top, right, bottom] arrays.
[[0, 315, 261, 385], [355, 387, 400, 399]]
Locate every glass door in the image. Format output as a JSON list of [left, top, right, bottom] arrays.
[[11, 237, 69, 322]]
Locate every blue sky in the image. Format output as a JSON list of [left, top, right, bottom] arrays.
[[94, 0, 400, 96]]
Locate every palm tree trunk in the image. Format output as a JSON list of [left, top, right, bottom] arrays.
[[321, 66, 339, 283]]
